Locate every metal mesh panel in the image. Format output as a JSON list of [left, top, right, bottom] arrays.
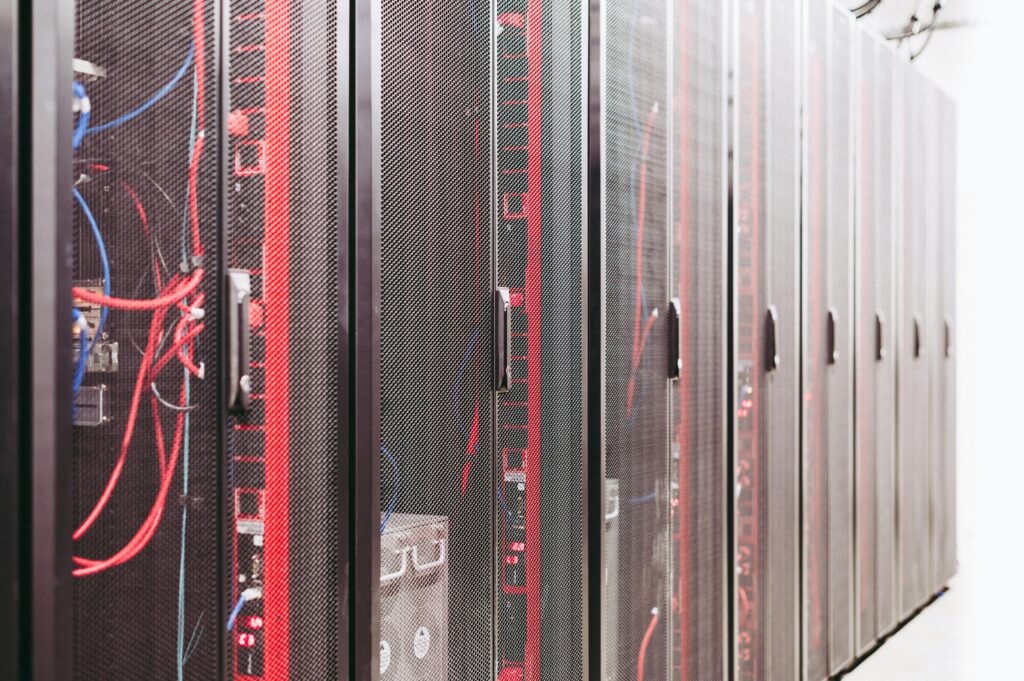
[[602, 0, 671, 678], [896, 63, 931, 618], [225, 0, 344, 676], [71, 0, 220, 677], [937, 94, 957, 589], [671, 0, 726, 679], [376, 0, 493, 678], [853, 29, 899, 655], [733, 1, 801, 680], [873, 40, 898, 639], [495, 1, 585, 677], [826, 8, 854, 674], [801, 1, 829, 675]]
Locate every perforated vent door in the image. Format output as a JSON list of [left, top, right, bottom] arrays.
[[494, 1, 586, 678], [873, 41, 898, 640], [602, 0, 671, 678], [854, 30, 898, 655], [802, 2, 830, 675], [936, 94, 957, 589], [71, 0, 220, 677], [733, 1, 801, 680], [376, 1, 494, 678], [671, 0, 727, 679], [896, 63, 931, 618], [826, 8, 855, 674], [226, 0, 345, 676]]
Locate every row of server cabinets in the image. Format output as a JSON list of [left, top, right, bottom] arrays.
[[0, 0, 955, 678]]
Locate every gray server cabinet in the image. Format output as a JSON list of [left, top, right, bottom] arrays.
[[852, 28, 899, 655], [931, 92, 958, 593], [895, 61, 932, 618], [801, 2, 855, 678], [732, 0, 802, 680], [671, 0, 729, 678]]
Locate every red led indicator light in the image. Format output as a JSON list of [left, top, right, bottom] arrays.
[[238, 633, 256, 648], [505, 555, 520, 565], [508, 542, 525, 553], [245, 615, 264, 630]]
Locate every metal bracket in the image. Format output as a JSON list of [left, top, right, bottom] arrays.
[[495, 287, 511, 393], [227, 269, 251, 412]]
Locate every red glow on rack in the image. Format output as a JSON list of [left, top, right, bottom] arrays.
[[505, 555, 520, 565], [508, 542, 525, 553]]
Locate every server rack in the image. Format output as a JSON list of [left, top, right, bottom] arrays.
[[931, 92, 957, 594], [599, 0, 673, 676], [895, 61, 932, 619], [852, 27, 899, 655], [65, 0, 350, 677], [732, 0, 802, 680], [801, 2, 855, 678], [670, 0, 729, 679], [360, 0, 587, 678]]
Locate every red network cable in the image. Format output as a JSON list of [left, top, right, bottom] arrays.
[[636, 607, 659, 681], [625, 103, 660, 418]]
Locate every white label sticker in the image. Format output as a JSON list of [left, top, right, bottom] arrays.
[[413, 626, 431, 659], [380, 639, 391, 674]]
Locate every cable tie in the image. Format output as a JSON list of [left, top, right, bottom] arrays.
[[190, 306, 205, 321]]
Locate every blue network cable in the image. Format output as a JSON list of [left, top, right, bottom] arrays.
[[72, 187, 110, 359], [85, 43, 194, 136], [380, 444, 400, 534], [72, 82, 90, 151]]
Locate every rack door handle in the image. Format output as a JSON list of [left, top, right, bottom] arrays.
[[945, 318, 953, 358], [668, 298, 682, 380], [495, 288, 511, 393], [876, 312, 886, 361], [827, 307, 838, 365], [227, 269, 251, 413], [765, 306, 780, 372], [914, 316, 923, 359]]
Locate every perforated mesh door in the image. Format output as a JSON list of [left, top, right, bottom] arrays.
[[671, 0, 726, 679], [377, 1, 493, 678], [603, 0, 671, 678], [935, 94, 957, 589], [802, 2, 830, 675], [896, 63, 931, 618], [825, 8, 855, 674], [733, 1, 801, 680], [854, 30, 898, 655], [226, 0, 344, 676], [873, 42, 898, 640], [71, 0, 220, 677], [494, 1, 585, 678]]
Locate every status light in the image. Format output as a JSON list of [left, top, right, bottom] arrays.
[[246, 615, 264, 630], [238, 633, 256, 648]]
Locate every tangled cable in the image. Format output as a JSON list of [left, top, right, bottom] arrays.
[[70, 0, 208, 577]]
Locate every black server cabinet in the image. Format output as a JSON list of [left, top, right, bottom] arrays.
[[68, 0, 349, 677], [801, 2, 855, 678], [894, 61, 931, 619], [363, 0, 586, 678], [599, 0, 672, 677], [732, 0, 802, 680], [930, 93, 957, 594], [852, 29, 898, 655], [671, 0, 728, 679]]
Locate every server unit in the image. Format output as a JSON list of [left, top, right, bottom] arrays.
[[671, 0, 728, 679], [599, 0, 672, 677], [67, 0, 348, 677], [931, 92, 957, 594], [894, 60, 933, 618], [367, 0, 587, 678], [801, 2, 855, 678], [852, 27, 899, 655], [732, 0, 802, 680]]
